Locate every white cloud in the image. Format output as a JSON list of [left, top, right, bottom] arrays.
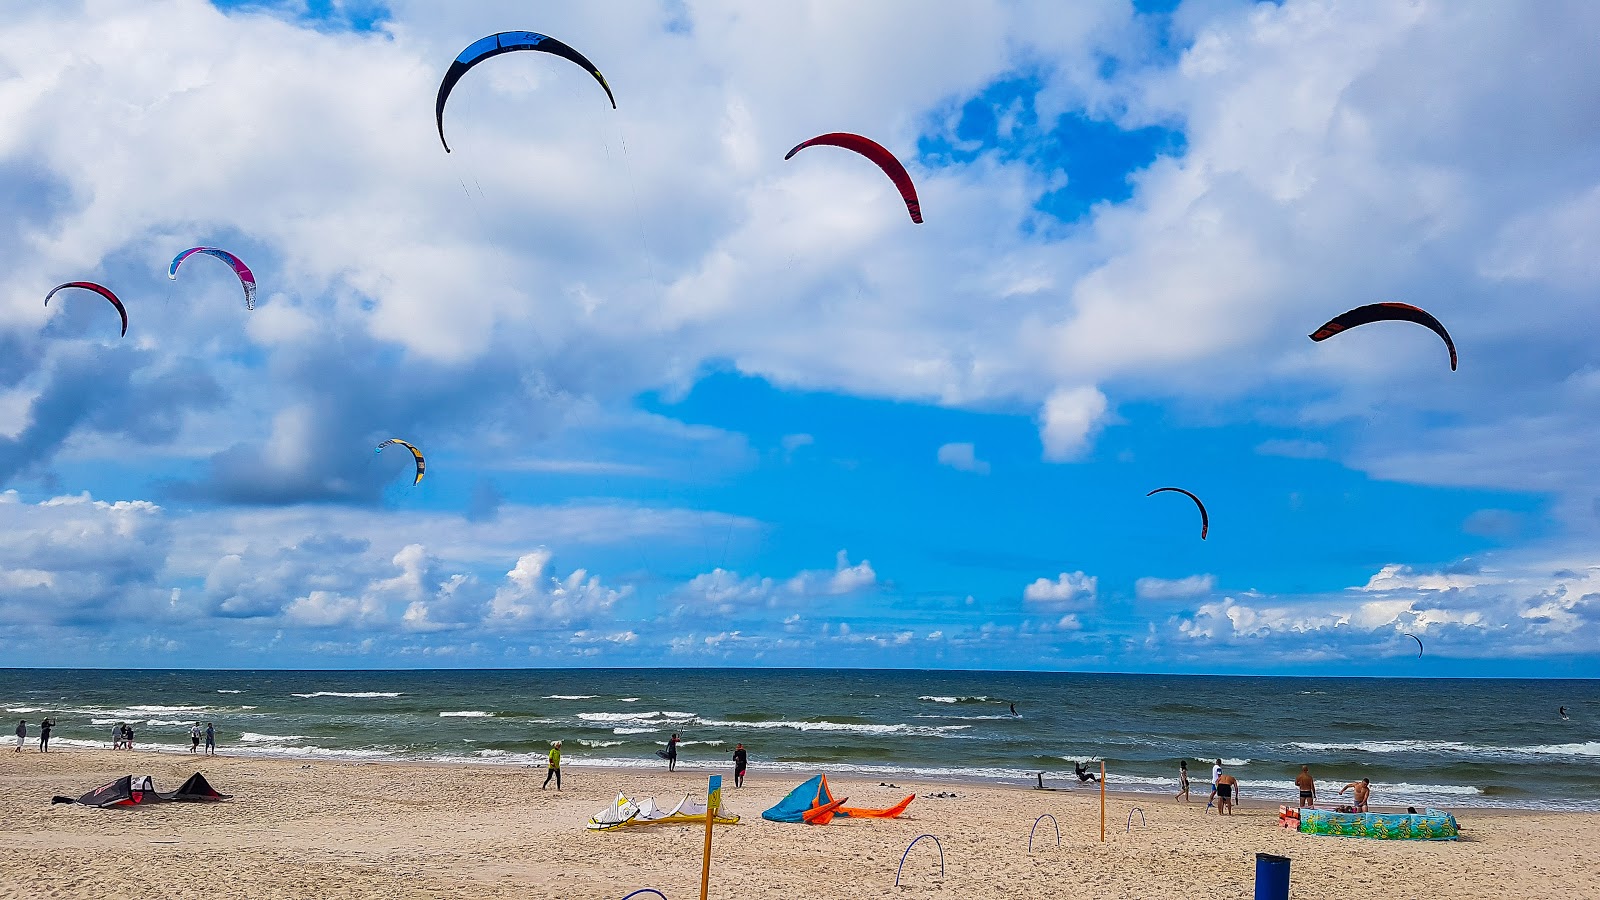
[[1135, 574, 1216, 601], [1024, 571, 1097, 606], [936, 441, 991, 475], [785, 550, 878, 597], [1039, 387, 1108, 461]]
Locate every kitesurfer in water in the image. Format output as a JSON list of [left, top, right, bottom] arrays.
[[1010, 702, 1018, 716], [1560, 706, 1569, 720], [1074, 761, 1099, 784]]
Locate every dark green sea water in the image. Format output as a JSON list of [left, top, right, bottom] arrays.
[[4, 668, 1596, 810]]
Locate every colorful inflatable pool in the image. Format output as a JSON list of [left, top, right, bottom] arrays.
[[1297, 808, 1459, 840]]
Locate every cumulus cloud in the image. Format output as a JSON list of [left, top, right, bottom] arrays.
[[1023, 571, 1097, 606], [936, 441, 991, 475], [1039, 387, 1108, 461]]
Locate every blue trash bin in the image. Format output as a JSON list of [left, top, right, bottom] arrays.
[[1255, 853, 1290, 900]]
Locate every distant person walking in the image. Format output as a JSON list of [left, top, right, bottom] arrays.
[[732, 743, 747, 788], [666, 733, 679, 772], [204, 722, 216, 756], [112, 723, 124, 750], [14, 719, 26, 752], [1295, 765, 1316, 808], [190, 723, 202, 754], [122, 724, 134, 751], [1340, 777, 1371, 812], [38, 719, 53, 753], [1174, 760, 1190, 803], [1214, 772, 1239, 815], [543, 741, 562, 790], [1207, 759, 1222, 808]]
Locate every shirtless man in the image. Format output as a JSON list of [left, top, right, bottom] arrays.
[[1295, 765, 1316, 808], [1214, 772, 1240, 815], [1339, 777, 1371, 812]]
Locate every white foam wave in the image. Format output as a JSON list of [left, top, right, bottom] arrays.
[[912, 714, 1014, 721], [239, 732, 306, 743], [580, 740, 625, 748], [1291, 740, 1600, 758], [619, 698, 640, 703], [544, 694, 597, 700], [475, 749, 509, 757], [291, 691, 402, 699], [919, 696, 990, 704], [697, 718, 971, 738], [439, 711, 493, 718], [216, 690, 244, 694], [126, 705, 210, 713], [614, 727, 658, 735], [577, 711, 694, 723], [6, 707, 43, 713], [1221, 758, 1251, 767], [672, 739, 724, 747]]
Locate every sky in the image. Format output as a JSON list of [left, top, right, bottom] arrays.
[[1, 0, 1598, 675]]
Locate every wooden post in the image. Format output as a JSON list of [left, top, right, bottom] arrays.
[[1099, 761, 1106, 843], [701, 774, 721, 900]]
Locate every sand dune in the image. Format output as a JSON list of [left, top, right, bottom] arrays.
[[2, 749, 1595, 899]]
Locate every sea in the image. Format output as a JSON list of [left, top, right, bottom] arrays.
[[3, 669, 1596, 811]]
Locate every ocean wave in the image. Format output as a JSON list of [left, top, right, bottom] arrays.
[[919, 696, 990, 704], [1290, 740, 1600, 758], [6, 707, 44, 713], [544, 695, 598, 700], [231, 744, 391, 759], [216, 690, 244, 694], [126, 705, 210, 713], [697, 718, 972, 738], [672, 739, 725, 747], [291, 691, 402, 699], [619, 698, 640, 703], [1221, 758, 1251, 767], [613, 727, 658, 735], [912, 714, 1014, 721], [239, 732, 306, 743], [439, 711, 494, 718], [579, 740, 625, 748], [577, 711, 694, 723]]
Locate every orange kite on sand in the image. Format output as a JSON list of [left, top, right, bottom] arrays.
[[761, 775, 914, 825]]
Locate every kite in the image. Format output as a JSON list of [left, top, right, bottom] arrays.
[[168, 247, 258, 310], [1147, 487, 1209, 540], [435, 31, 616, 152], [376, 439, 426, 486], [1309, 302, 1457, 371], [1402, 632, 1423, 657], [45, 282, 127, 336], [784, 133, 923, 224]]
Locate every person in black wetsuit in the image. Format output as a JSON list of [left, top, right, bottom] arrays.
[[38, 719, 52, 753], [666, 733, 679, 772], [732, 743, 747, 788], [1074, 761, 1099, 783]]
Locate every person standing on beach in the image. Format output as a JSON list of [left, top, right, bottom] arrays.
[[666, 733, 679, 772], [190, 723, 201, 754], [204, 722, 216, 756], [1214, 772, 1239, 815], [123, 724, 134, 751], [732, 743, 747, 788], [14, 720, 26, 752], [543, 741, 562, 790], [1295, 765, 1316, 808], [1339, 777, 1371, 812], [1207, 759, 1222, 807], [1174, 760, 1190, 803], [38, 719, 52, 753], [112, 723, 123, 750]]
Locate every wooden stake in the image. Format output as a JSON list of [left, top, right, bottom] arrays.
[[1100, 761, 1106, 843], [701, 774, 721, 900]]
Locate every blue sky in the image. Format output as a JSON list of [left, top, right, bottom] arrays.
[[1, 0, 1598, 675]]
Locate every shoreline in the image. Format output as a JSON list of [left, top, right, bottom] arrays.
[[13, 741, 1584, 814]]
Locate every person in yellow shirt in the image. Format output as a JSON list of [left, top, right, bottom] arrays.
[[543, 741, 562, 790]]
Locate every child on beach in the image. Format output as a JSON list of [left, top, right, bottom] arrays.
[[1175, 760, 1190, 803]]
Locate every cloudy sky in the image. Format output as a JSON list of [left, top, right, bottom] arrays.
[[2, 0, 1598, 675]]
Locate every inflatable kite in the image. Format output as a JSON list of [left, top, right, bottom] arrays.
[[762, 775, 913, 825], [376, 439, 425, 485], [1403, 632, 1423, 657], [785, 133, 923, 223], [1309, 302, 1457, 371], [169, 247, 257, 310], [587, 793, 739, 830], [1147, 487, 1209, 540], [435, 31, 616, 152], [45, 282, 127, 336], [53, 773, 230, 808]]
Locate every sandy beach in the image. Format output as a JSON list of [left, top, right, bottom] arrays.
[[2, 749, 1596, 899]]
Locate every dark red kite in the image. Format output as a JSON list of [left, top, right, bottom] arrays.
[[785, 133, 923, 224], [45, 282, 127, 336], [1309, 302, 1457, 371], [1147, 487, 1208, 540]]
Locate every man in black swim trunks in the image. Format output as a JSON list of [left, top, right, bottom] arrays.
[[1214, 772, 1239, 815], [1295, 765, 1316, 808]]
